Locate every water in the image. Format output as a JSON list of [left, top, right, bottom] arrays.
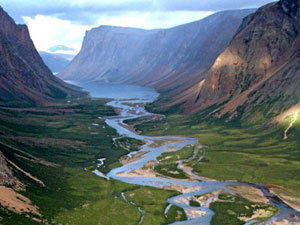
[[69, 81, 300, 225], [66, 80, 159, 101]]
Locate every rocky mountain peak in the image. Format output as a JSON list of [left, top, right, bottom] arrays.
[[0, 6, 15, 28]]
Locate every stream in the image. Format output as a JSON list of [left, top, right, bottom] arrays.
[[70, 81, 300, 225]]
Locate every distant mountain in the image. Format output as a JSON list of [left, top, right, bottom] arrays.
[[48, 45, 75, 53], [54, 52, 76, 61], [39, 51, 71, 73], [0, 7, 85, 107], [177, 0, 300, 122], [59, 9, 255, 95]]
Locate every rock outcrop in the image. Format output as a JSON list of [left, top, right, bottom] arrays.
[[0, 152, 15, 187]]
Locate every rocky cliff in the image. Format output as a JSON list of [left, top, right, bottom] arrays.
[[0, 7, 84, 107], [179, 0, 300, 122], [59, 9, 254, 95]]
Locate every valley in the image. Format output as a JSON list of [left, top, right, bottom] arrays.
[[0, 0, 300, 224], [75, 82, 299, 224], [0, 93, 185, 225], [1, 81, 299, 224]]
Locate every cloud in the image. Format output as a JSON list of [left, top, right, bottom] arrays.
[[2, 0, 154, 25], [153, 0, 276, 11], [2, 0, 275, 25], [95, 11, 213, 30], [23, 15, 93, 52]]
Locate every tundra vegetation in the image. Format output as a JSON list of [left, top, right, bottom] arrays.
[[0, 98, 185, 224]]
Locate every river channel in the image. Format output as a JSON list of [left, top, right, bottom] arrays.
[[70, 81, 300, 225]]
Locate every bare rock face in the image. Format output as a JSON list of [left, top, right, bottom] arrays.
[[0, 7, 84, 107], [180, 0, 300, 121], [0, 152, 15, 187], [59, 9, 254, 96], [280, 0, 299, 18]]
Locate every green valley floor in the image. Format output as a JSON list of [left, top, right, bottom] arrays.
[[0, 96, 299, 224], [126, 102, 300, 212], [0, 97, 185, 225]]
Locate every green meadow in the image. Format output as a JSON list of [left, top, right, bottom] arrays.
[[0, 97, 186, 224], [127, 103, 300, 196], [210, 193, 278, 225]]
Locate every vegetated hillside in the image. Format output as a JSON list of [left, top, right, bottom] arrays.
[[59, 9, 254, 95], [177, 0, 300, 124], [39, 51, 71, 73], [0, 7, 84, 107]]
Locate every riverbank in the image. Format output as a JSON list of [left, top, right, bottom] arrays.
[[102, 95, 300, 225], [129, 109, 300, 199]]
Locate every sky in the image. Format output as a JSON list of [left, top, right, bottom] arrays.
[[1, 0, 275, 53]]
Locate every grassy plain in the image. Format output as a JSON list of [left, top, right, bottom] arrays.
[[128, 110, 300, 195]]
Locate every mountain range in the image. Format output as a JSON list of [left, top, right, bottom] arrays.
[[60, 0, 300, 124], [0, 1, 300, 223], [59, 9, 255, 96]]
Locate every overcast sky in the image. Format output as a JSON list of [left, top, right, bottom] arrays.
[[1, 0, 275, 53]]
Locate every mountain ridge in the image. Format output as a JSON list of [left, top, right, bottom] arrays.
[[0, 7, 85, 107], [172, 0, 300, 123], [59, 9, 255, 96]]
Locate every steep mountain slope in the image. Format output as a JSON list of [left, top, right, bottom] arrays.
[[0, 151, 15, 186], [39, 51, 71, 73], [178, 0, 300, 122], [59, 9, 254, 95], [0, 7, 84, 107]]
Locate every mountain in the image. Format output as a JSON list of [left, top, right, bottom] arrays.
[[39, 51, 71, 73], [53, 52, 76, 61], [0, 7, 85, 107], [48, 45, 75, 53], [59, 9, 254, 95], [175, 0, 300, 123]]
